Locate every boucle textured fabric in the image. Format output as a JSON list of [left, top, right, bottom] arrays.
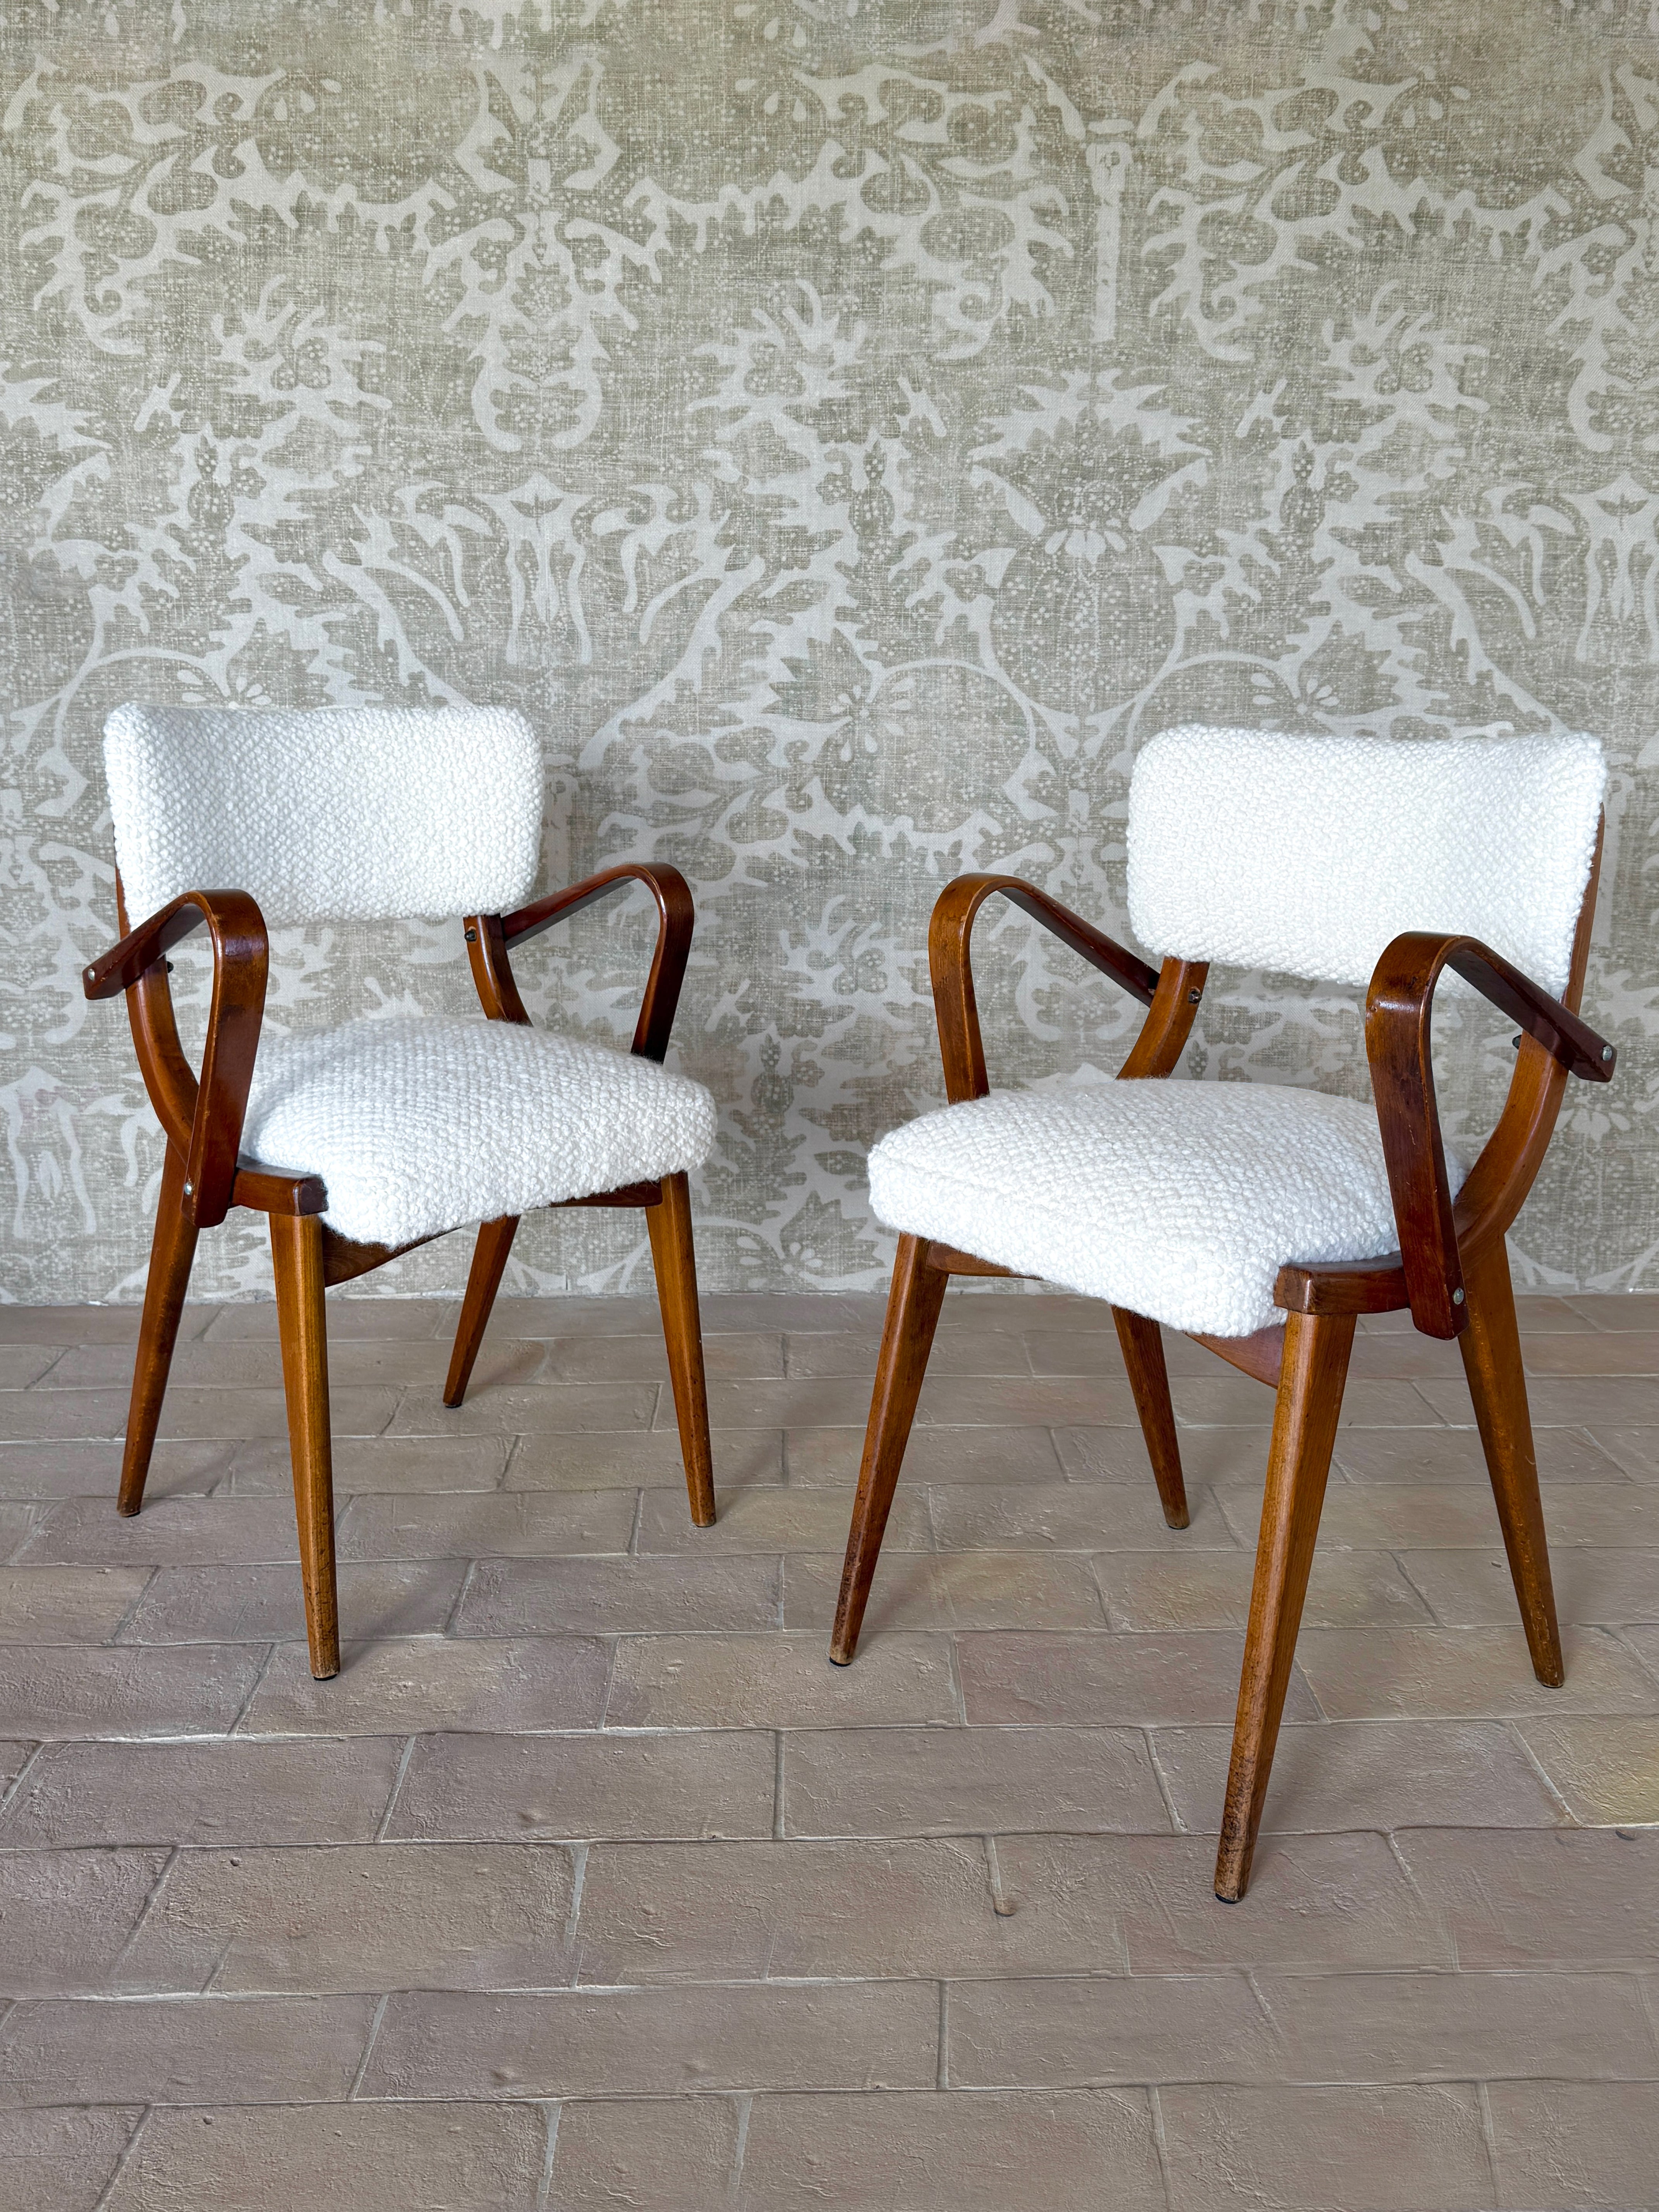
[[1128, 728, 1606, 1000], [869, 1083, 1469, 1339], [240, 1019, 716, 1247], [104, 706, 543, 929]]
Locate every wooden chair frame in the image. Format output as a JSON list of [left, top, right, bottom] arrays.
[[829, 828, 1614, 1900], [85, 861, 715, 1680]]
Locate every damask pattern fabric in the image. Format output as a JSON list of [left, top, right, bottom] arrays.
[[1127, 727, 1607, 998], [1, 0, 1654, 1303], [240, 1018, 717, 1248], [869, 1080, 1470, 1338], [104, 705, 544, 929]]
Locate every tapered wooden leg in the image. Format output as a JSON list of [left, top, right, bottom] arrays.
[[270, 1212, 340, 1680], [1215, 1309, 1354, 1902], [1460, 1238, 1564, 1687], [444, 1215, 520, 1408], [117, 1143, 200, 1517], [1112, 1306, 1189, 1528], [829, 1234, 949, 1666], [646, 1173, 715, 1529]]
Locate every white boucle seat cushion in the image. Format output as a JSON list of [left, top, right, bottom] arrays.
[[240, 1019, 716, 1247], [869, 1082, 1468, 1339]]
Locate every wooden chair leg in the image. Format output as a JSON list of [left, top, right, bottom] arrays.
[[1459, 1237, 1564, 1687], [829, 1233, 949, 1666], [646, 1172, 715, 1529], [117, 1142, 200, 1517], [270, 1212, 340, 1680], [1215, 1309, 1354, 1902], [1112, 1306, 1189, 1528], [444, 1214, 520, 1408]]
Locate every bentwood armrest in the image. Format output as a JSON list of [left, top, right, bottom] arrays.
[[82, 888, 270, 1229], [1366, 930, 1616, 1340], [929, 873, 1202, 1103], [464, 862, 696, 1063]]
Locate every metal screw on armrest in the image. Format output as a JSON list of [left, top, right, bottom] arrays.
[[182, 1182, 192, 1199], [1452, 1287, 1464, 1305], [1603, 1045, 1614, 1061]]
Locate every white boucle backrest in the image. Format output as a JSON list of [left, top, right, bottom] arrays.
[[1126, 726, 1606, 999], [103, 705, 543, 928]]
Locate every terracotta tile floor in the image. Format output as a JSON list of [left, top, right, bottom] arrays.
[[2, 1287, 1658, 2210]]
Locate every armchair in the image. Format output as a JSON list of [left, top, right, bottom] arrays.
[[829, 726, 1613, 1901], [87, 704, 718, 1679]]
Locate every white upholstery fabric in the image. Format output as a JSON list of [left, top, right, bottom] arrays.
[[240, 1018, 716, 1247], [869, 1082, 1468, 1338], [104, 705, 543, 927], [1127, 726, 1605, 998]]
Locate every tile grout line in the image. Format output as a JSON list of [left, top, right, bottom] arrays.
[[772, 1730, 785, 1840], [945, 1632, 967, 1726], [1146, 2082, 1176, 2209], [562, 1840, 590, 1961], [347, 1991, 390, 2099], [106, 1564, 163, 1645], [499, 1434, 524, 1492], [1503, 1718, 1579, 1826], [106, 1843, 182, 1983], [596, 1635, 620, 1727], [0, 1739, 46, 1824], [1607, 1622, 1659, 1696], [1141, 1728, 1189, 1834], [9, 1498, 62, 1566], [1389, 1547, 1448, 1627], [374, 1735, 421, 1842], [91, 2104, 153, 2212], [440, 1558, 479, 1637], [725, 2091, 752, 2210], [1473, 2078, 1504, 2202], [536, 2100, 561, 2212], [982, 1833, 1014, 1918], [227, 1640, 280, 1736], [1380, 1828, 1447, 1959], [1086, 1551, 1118, 1631]]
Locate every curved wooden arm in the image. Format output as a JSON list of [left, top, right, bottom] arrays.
[[927, 873, 1201, 1103], [84, 885, 269, 1230], [1367, 932, 1615, 1340], [464, 862, 696, 1063]]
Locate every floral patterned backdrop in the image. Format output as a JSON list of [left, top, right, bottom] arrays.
[[2, 0, 1655, 1304]]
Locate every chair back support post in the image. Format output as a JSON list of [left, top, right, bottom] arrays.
[[89, 873, 270, 1230], [1448, 816, 1605, 1265], [471, 860, 697, 1063], [929, 872, 1165, 1105], [1367, 817, 1610, 1338]]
